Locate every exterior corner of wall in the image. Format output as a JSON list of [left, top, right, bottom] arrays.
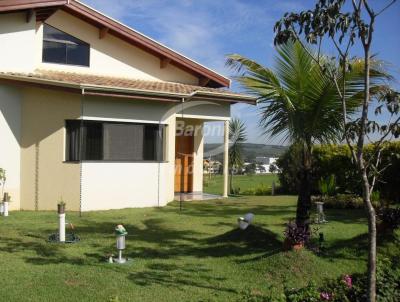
[[0, 85, 22, 211]]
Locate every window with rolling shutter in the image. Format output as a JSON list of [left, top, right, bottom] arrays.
[[65, 120, 165, 162]]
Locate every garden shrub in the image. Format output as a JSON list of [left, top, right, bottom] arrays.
[[377, 207, 400, 230], [237, 257, 400, 302], [238, 287, 286, 302], [241, 184, 273, 196], [232, 187, 241, 195], [276, 142, 400, 203], [375, 257, 400, 301], [312, 194, 365, 209], [284, 282, 321, 302], [275, 144, 303, 194], [255, 184, 271, 196], [276, 256, 400, 302], [241, 188, 256, 195]]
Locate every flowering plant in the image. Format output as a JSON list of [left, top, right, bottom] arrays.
[[284, 221, 311, 245], [343, 275, 352, 288], [320, 291, 332, 300]]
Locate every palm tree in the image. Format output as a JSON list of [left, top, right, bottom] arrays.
[[226, 41, 374, 225], [229, 118, 247, 194]]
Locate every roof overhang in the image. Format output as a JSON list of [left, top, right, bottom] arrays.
[[0, 73, 257, 105], [0, 0, 66, 11], [0, 0, 231, 88]]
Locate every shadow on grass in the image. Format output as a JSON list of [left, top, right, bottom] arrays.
[[122, 223, 282, 261], [0, 216, 282, 266], [127, 262, 237, 293], [161, 201, 296, 220], [0, 236, 60, 257], [0, 235, 89, 266], [314, 228, 399, 262], [204, 225, 282, 256], [317, 233, 369, 261], [324, 209, 367, 225]]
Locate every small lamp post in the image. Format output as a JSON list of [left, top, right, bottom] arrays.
[[3, 193, 10, 217], [57, 201, 66, 242], [114, 224, 128, 264], [315, 201, 327, 223]]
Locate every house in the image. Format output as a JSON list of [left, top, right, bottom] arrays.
[[203, 159, 222, 174], [255, 156, 277, 165], [255, 157, 278, 174], [0, 0, 255, 212]]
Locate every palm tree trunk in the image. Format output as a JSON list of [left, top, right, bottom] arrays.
[[296, 144, 312, 226]]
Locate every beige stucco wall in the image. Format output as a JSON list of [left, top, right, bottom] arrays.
[[0, 85, 22, 210], [180, 100, 230, 121], [12, 87, 228, 211], [0, 12, 36, 73], [20, 87, 81, 211], [80, 96, 177, 210], [35, 10, 199, 84]]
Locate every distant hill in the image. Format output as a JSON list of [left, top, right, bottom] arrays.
[[204, 143, 288, 162]]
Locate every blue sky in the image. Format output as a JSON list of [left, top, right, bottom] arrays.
[[83, 0, 400, 144]]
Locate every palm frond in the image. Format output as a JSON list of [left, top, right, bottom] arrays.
[[229, 118, 247, 167], [226, 41, 391, 146]]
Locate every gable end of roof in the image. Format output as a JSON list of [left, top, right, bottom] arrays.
[[0, 0, 230, 88]]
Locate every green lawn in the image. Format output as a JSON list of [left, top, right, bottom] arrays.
[[203, 174, 279, 195], [0, 196, 398, 302]]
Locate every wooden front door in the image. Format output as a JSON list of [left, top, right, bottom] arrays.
[[175, 135, 194, 193]]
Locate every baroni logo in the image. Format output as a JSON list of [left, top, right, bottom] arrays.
[[161, 100, 233, 158]]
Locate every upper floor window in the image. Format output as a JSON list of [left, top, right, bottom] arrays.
[[42, 24, 90, 67]]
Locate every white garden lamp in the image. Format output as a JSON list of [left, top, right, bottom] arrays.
[[114, 224, 128, 264], [2, 193, 10, 217], [316, 202, 327, 223], [57, 202, 66, 242], [238, 213, 255, 230]]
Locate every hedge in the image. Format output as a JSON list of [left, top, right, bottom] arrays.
[[276, 141, 400, 203]]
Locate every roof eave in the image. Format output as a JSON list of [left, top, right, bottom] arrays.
[[0, 0, 66, 12], [0, 74, 255, 104]]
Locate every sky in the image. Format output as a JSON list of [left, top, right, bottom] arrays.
[[83, 0, 400, 145]]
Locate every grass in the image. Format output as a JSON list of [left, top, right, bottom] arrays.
[[0, 196, 398, 302], [203, 174, 279, 195]]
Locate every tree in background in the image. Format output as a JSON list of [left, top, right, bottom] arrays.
[[0, 168, 6, 198], [245, 163, 256, 175], [229, 118, 247, 194], [268, 163, 278, 174], [274, 1, 399, 300], [227, 42, 362, 226]]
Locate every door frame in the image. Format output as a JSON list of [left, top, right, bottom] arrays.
[[174, 134, 194, 193]]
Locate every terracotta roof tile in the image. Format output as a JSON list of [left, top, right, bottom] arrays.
[[0, 70, 250, 97]]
